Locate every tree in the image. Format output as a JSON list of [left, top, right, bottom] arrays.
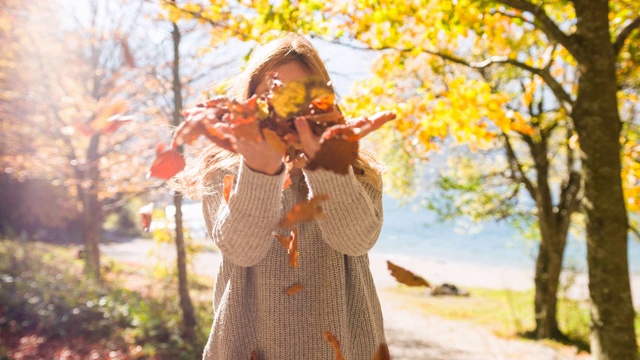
[[0, 0, 159, 280], [182, 0, 639, 357]]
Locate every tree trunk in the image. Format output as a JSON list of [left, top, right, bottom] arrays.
[[171, 18, 196, 342], [533, 225, 567, 339], [572, 2, 638, 358], [82, 133, 103, 280]]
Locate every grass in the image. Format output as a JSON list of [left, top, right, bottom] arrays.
[[0, 239, 214, 359], [386, 285, 640, 357]]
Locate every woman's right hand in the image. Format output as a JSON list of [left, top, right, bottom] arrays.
[[211, 122, 284, 175]]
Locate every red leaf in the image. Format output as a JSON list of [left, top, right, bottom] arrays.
[[138, 202, 154, 232], [278, 194, 329, 228], [149, 148, 186, 180]]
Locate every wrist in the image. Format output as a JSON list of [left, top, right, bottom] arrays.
[[242, 158, 284, 176]]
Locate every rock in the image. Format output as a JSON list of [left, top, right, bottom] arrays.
[[431, 283, 470, 297]]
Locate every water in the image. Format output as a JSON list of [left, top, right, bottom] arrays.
[[178, 196, 640, 274]]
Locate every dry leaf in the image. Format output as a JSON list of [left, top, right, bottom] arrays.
[[274, 229, 298, 268], [373, 343, 391, 360], [90, 100, 128, 133], [149, 147, 185, 180], [307, 126, 359, 175], [285, 283, 304, 296], [250, 350, 259, 360], [322, 330, 345, 360], [223, 174, 234, 204], [387, 261, 431, 287], [138, 202, 154, 233], [279, 194, 329, 228], [263, 128, 288, 155]]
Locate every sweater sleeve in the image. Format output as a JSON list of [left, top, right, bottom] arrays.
[[202, 160, 286, 267], [302, 166, 383, 256]]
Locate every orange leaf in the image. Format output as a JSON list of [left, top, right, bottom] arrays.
[[100, 115, 132, 134], [282, 172, 292, 190], [90, 100, 128, 133], [223, 174, 234, 203], [307, 126, 359, 175], [373, 343, 391, 360], [263, 128, 288, 155], [285, 283, 304, 296], [250, 350, 259, 360], [387, 261, 431, 287], [274, 229, 298, 268], [322, 330, 345, 360], [311, 93, 335, 111], [279, 194, 329, 228], [149, 148, 186, 180]]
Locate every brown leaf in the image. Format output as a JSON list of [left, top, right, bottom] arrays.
[[274, 229, 298, 268], [279, 194, 329, 228], [307, 126, 359, 175], [250, 350, 259, 360], [386, 261, 431, 287], [223, 174, 234, 204], [322, 330, 345, 360], [149, 148, 186, 180], [285, 283, 304, 296], [373, 343, 391, 360]]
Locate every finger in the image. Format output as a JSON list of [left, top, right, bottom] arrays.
[[294, 117, 320, 158], [355, 111, 397, 139]]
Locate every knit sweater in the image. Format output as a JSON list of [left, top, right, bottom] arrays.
[[201, 160, 386, 360]]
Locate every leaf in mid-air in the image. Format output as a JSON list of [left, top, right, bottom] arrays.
[[285, 283, 304, 296], [138, 202, 154, 233], [148, 145, 186, 180], [322, 330, 345, 360], [250, 350, 259, 360], [274, 229, 298, 268], [100, 115, 133, 134], [387, 261, 431, 287], [373, 343, 391, 360], [89, 100, 128, 133], [279, 194, 329, 228], [223, 174, 234, 203]]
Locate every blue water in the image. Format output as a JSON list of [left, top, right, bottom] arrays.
[[180, 196, 640, 274]]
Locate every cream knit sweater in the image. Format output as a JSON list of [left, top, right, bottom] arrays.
[[201, 161, 386, 360]]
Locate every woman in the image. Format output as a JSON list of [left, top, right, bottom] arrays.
[[190, 33, 391, 360]]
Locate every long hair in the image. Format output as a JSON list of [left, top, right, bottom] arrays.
[[179, 33, 381, 199]]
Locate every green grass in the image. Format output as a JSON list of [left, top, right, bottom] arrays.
[[386, 285, 640, 356], [0, 239, 213, 359]]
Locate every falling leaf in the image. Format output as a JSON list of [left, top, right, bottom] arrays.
[[311, 93, 335, 111], [285, 283, 304, 296], [250, 350, 259, 360], [149, 148, 186, 180], [387, 261, 431, 287], [373, 343, 391, 360], [322, 330, 345, 360], [274, 229, 298, 268], [100, 115, 133, 134], [138, 202, 154, 233], [89, 100, 128, 133], [223, 174, 234, 203], [279, 194, 329, 228]]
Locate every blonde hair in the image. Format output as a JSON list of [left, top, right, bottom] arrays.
[[180, 33, 381, 199]]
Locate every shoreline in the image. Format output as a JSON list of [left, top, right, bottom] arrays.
[[368, 252, 640, 310]]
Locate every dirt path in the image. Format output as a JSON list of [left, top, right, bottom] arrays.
[[102, 238, 585, 360]]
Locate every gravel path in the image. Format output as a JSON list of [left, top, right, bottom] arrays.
[[102, 238, 587, 359]]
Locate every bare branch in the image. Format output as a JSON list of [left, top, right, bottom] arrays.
[[614, 16, 640, 55], [502, 132, 538, 199]]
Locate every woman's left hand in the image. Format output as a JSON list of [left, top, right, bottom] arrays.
[[294, 110, 397, 159]]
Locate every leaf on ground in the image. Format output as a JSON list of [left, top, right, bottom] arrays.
[[373, 343, 391, 360], [223, 174, 234, 204], [322, 330, 345, 360], [274, 229, 298, 268], [285, 283, 304, 296], [148, 147, 185, 180], [387, 261, 431, 287], [278, 194, 329, 228]]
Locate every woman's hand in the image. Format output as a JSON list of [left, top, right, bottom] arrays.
[[294, 110, 397, 159], [212, 122, 284, 175]]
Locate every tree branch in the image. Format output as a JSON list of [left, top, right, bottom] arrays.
[[496, 0, 580, 58], [614, 16, 640, 55], [502, 132, 538, 199]]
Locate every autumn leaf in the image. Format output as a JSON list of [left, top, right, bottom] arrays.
[[285, 283, 304, 296], [100, 115, 133, 134], [138, 202, 154, 233], [279, 194, 329, 228], [149, 145, 186, 180], [307, 126, 359, 175], [373, 343, 391, 360], [223, 174, 234, 203], [274, 229, 298, 268], [387, 261, 431, 287], [263, 128, 288, 155], [322, 330, 345, 360], [89, 100, 128, 134], [250, 350, 259, 360]]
